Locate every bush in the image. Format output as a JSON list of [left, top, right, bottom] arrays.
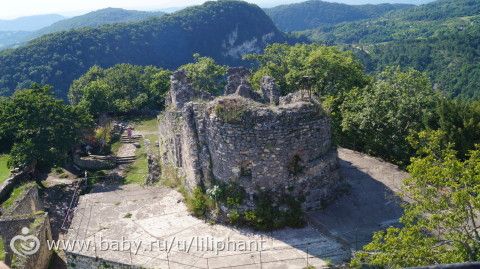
[[214, 98, 248, 123], [186, 187, 211, 217], [228, 209, 241, 224]]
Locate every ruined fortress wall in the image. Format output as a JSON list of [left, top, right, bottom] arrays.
[[159, 99, 342, 210], [203, 102, 341, 210], [158, 69, 344, 211]]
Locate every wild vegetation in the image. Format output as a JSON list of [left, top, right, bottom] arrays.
[[0, 1, 284, 99], [295, 0, 480, 99], [0, 85, 91, 171], [0, 155, 10, 183], [351, 131, 480, 267], [69, 64, 171, 117], [265, 0, 412, 32]]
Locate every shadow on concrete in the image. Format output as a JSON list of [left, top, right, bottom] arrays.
[[309, 157, 404, 250]]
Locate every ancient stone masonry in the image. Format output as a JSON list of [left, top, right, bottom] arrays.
[[158, 68, 344, 211]]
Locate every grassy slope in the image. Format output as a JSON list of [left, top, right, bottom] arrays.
[[0, 155, 10, 184]]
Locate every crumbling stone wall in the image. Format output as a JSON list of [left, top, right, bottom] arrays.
[[3, 186, 43, 216], [0, 207, 53, 269], [158, 68, 343, 211]]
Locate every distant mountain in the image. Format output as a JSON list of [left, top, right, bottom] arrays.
[[0, 8, 166, 50], [0, 14, 65, 31], [311, 0, 433, 4], [265, 0, 414, 31], [33, 8, 166, 37], [0, 1, 285, 99], [0, 31, 31, 48], [303, 0, 480, 99]]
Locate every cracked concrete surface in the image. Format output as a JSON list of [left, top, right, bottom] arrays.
[[309, 148, 408, 250], [66, 184, 350, 268], [66, 148, 407, 268]]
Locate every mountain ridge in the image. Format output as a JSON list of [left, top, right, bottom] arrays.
[[265, 0, 414, 31], [0, 14, 65, 31], [0, 1, 285, 99]]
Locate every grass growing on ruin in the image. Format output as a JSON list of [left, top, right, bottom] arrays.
[[0, 236, 5, 261], [123, 117, 158, 185], [0, 155, 10, 184], [132, 117, 158, 133], [124, 149, 148, 185], [214, 98, 248, 123], [110, 140, 122, 155], [1, 182, 36, 211]]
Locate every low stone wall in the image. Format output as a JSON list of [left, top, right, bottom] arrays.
[[0, 170, 31, 204], [66, 252, 143, 269], [73, 154, 116, 170], [0, 212, 53, 269], [3, 185, 42, 216]]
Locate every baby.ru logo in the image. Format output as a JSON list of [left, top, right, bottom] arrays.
[[10, 227, 40, 257]]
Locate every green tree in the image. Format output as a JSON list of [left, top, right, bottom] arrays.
[[434, 99, 480, 159], [246, 44, 369, 96], [0, 85, 91, 170], [340, 68, 438, 165], [180, 54, 227, 95], [351, 130, 480, 268], [69, 64, 171, 117]]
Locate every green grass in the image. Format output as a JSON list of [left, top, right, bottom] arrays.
[[0, 155, 10, 184], [123, 149, 148, 185], [132, 117, 158, 133], [0, 236, 5, 261], [123, 117, 158, 185], [110, 140, 122, 155], [1, 182, 36, 211]]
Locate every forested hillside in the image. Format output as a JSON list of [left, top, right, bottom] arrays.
[[265, 0, 413, 32], [0, 8, 166, 50], [33, 8, 165, 38], [0, 1, 285, 99], [302, 0, 480, 99]]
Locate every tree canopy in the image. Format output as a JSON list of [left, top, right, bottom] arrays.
[[180, 54, 227, 95], [246, 44, 369, 96], [0, 85, 91, 170], [69, 64, 171, 117], [351, 130, 480, 268]]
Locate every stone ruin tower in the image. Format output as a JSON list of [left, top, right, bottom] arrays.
[[158, 68, 343, 211]]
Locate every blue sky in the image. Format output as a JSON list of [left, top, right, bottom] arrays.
[[1, 0, 433, 20]]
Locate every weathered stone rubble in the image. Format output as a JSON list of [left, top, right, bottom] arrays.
[[158, 68, 343, 211]]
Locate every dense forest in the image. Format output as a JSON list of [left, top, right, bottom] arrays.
[[265, 0, 412, 32], [294, 0, 480, 99], [0, 1, 285, 99], [32, 8, 166, 39], [0, 9, 164, 50]]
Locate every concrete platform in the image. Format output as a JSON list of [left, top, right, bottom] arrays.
[[66, 185, 350, 269], [309, 148, 407, 250], [65, 148, 407, 268]]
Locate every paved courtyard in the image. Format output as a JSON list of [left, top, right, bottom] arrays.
[[66, 184, 350, 269], [309, 148, 407, 249], [66, 148, 407, 268]]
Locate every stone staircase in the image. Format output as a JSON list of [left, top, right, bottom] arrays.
[[120, 134, 142, 144], [116, 156, 136, 165]]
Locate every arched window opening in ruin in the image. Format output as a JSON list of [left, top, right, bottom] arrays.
[[288, 155, 304, 176], [240, 160, 253, 180]]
